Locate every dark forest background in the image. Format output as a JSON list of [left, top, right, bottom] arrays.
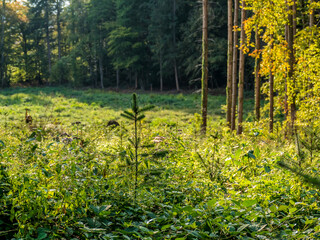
[[0, 0, 254, 91]]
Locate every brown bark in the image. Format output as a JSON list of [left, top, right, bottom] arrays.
[[201, 0, 209, 134], [310, 0, 314, 27], [1, 0, 5, 87], [269, 39, 274, 133], [226, 0, 233, 128], [57, 0, 62, 60], [45, 1, 51, 75], [160, 51, 163, 91], [288, 1, 296, 134], [237, 0, 246, 135], [99, 56, 104, 89], [173, 0, 180, 92], [116, 69, 120, 91], [269, 71, 274, 133], [135, 72, 138, 89], [254, 26, 261, 121], [231, 0, 239, 131]]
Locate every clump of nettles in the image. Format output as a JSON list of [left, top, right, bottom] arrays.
[[121, 93, 155, 200]]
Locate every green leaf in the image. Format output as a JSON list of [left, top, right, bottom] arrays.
[[237, 224, 250, 232], [242, 199, 257, 208], [161, 224, 171, 231], [264, 166, 271, 173], [247, 150, 256, 159], [37, 232, 47, 240]]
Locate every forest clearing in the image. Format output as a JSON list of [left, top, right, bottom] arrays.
[[1, 0, 320, 239], [0, 88, 319, 239]]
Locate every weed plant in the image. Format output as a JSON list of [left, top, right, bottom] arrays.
[[0, 87, 319, 239]]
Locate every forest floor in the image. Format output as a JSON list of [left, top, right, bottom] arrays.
[[0, 87, 319, 239]]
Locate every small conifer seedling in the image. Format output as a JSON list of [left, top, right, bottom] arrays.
[[121, 93, 154, 200]]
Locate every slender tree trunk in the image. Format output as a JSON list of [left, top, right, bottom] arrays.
[[201, 0, 209, 134], [269, 35, 274, 133], [105, 65, 108, 87], [310, 0, 314, 27], [57, 0, 62, 60], [293, 0, 297, 36], [254, 26, 261, 121], [160, 50, 163, 92], [135, 71, 138, 89], [231, 0, 239, 131], [288, 1, 296, 134], [99, 56, 104, 89], [237, 0, 246, 135], [269, 67, 274, 133], [116, 69, 120, 91], [173, 0, 180, 92], [1, 0, 5, 88], [23, 33, 28, 82], [45, 1, 51, 75], [284, 4, 289, 135], [226, 0, 233, 128]]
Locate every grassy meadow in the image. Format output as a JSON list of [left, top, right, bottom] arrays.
[[0, 87, 320, 239]]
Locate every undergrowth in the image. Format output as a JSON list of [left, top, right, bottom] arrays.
[[0, 87, 319, 239]]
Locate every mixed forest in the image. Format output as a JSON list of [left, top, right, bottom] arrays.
[[1, 0, 320, 239], [0, 0, 228, 90]]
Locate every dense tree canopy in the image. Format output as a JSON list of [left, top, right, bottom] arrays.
[[0, 0, 228, 90]]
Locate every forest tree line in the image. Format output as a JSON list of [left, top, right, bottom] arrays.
[[222, 0, 320, 134], [0, 0, 230, 90]]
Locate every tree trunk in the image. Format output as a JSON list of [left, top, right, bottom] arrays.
[[201, 0, 209, 134], [288, 1, 296, 134], [1, 0, 5, 88], [116, 69, 120, 91], [135, 71, 138, 89], [45, 1, 51, 75], [237, 0, 246, 135], [310, 0, 314, 27], [57, 0, 62, 60], [269, 68, 274, 133], [99, 56, 104, 89], [23, 33, 29, 82], [226, 0, 233, 128], [231, 0, 239, 131], [254, 26, 261, 121], [160, 50, 163, 92], [173, 0, 180, 92]]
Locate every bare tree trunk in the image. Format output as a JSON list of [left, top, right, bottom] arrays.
[[201, 0, 209, 134], [231, 0, 239, 131], [135, 71, 138, 89], [116, 69, 120, 91], [254, 26, 261, 121], [269, 69, 274, 133], [57, 0, 62, 60], [237, 0, 246, 135], [23, 33, 29, 82], [45, 1, 51, 75], [173, 0, 180, 92], [284, 4, 289, 135], [1, 0, 5, 88], [99, 56, 104, 89], [288, 1, 296, 134], [293, 0, 297, 36], [226, 0, 233, 128], [310, 0, 314, 27], [160, 50, 163, 92]]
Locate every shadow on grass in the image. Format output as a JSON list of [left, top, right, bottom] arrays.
[[0, 87, 229, 117]]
